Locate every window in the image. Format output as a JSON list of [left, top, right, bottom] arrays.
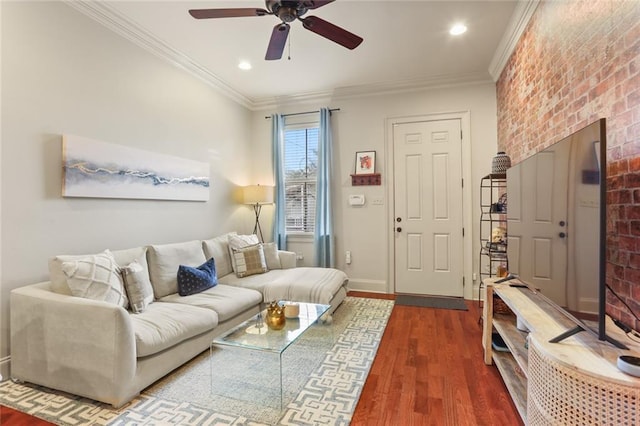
[[284, 126, 318, 233]]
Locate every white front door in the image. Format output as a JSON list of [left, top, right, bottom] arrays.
[[393, 119, 464, 297], [507, 141, 570, 305]]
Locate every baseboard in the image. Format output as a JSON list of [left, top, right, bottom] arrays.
[[0, 356, 10, 381], [347, 279, 388, 294]]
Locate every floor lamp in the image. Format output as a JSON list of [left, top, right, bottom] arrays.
[[243, 185, 274, 242]]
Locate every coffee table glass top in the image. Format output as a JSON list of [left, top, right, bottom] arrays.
[[212, 302, 330, 354]]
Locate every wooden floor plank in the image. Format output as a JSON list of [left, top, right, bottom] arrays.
[[350, 291, 523, 426], [0, 405, 53, 425]]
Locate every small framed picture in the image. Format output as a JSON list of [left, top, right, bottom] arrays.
[[355, 151, 376, 175]]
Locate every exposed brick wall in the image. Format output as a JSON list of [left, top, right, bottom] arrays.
[[497, 0, 640, 329]]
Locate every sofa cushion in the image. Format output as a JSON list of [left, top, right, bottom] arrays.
[[122, 259, 154, 313], [130, 302, 218, 358], [202, 232, 236, 278], [147, 240, 207, 298], [262, 242, 282, 270], [228, 234, 260, 272], [219, 267, 348, 305], [61, 250, 128, 308], [218, 269, 271, 293], [231, 244, 268, 278], [159, 284, 262, 323], [177, 258, 217, 296]]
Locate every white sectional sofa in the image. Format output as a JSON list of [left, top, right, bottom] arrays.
[[10, 232, 348, 408]]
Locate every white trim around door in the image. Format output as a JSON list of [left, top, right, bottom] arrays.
[[385, 111, 473, 300]]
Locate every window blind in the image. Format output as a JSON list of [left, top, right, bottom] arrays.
[[284, 127, 318, 233]]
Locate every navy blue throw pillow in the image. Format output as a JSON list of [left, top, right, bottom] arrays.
[[177, 258, 217, 296]]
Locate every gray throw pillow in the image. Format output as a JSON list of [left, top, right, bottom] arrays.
[[122, 259, 154, 313], [262, 242, 281, 270]]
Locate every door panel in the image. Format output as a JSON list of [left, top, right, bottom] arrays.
[[407, 234, 423, 270], [434, 234, 450, 271], [406, 155, 422, 219], [432, 154, 449, 219], [394, 119, 463, 297], [533, 238, 552, 278]]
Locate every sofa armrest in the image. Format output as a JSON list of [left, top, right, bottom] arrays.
[[10, 282, 136, 406], [278, 250, 297, 269]]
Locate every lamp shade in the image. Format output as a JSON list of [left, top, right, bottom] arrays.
[[243, 185, 274, 205]]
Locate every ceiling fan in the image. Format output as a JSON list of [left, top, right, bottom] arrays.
[[188, 0, 363, 60]]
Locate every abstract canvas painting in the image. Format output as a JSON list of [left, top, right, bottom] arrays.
[[62, 135, 210, 201]]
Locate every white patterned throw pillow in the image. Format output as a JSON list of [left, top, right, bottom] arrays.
[[61, 250, 128, 308]]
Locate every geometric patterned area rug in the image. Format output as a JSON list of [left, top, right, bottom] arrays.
[[0, 297, 393, 425]]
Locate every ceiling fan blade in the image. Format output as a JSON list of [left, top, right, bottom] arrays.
[[301, 16, 363, 50], [266, 23, 290, 60], [188, 8, 269, 19], [302, 0, 336, 10]]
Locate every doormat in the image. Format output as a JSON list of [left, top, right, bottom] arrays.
[[395, 295, 468, 311]]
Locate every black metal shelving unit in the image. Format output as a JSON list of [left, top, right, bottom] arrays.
[[478, 173, 508, 305]]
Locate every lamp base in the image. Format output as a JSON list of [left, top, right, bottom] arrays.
[[253, 203, 264, 242]]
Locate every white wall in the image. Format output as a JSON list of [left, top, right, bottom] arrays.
[[250, 83, 499, 299], [0, 2, 254, 379]]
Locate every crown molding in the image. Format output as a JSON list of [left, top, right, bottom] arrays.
[[489, 0, 540, 82], [63, 1, 254, 109], [332, 72, 493, 100], [251, 71, 493, 111]]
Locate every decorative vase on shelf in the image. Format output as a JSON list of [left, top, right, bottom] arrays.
[[492, 152, 511, 174], [265, 301, 286, 330]]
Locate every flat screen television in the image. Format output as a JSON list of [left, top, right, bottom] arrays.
[[506, 118, 626, 349]]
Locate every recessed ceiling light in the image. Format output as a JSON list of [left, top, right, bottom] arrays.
[[450, 23, 467, 36], [238, 61, 252, 71]]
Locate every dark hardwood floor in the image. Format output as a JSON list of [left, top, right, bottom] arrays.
[[0, 405, 52, 425], [1, 292, 521, 425], [349, 291, 522, 426]]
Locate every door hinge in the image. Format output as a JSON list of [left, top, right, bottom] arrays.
[[461, 178, 464, 188], [462, 228, 465, 237], [460, 130, 463, 139], [463, 276, 466, 287]]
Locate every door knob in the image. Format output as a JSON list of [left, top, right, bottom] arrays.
[[559, 232, 566, 238], [396, 217, 402, 222], [559, 221, 566, 227], [396, 227, 402, 233]]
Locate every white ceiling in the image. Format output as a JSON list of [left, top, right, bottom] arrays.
[[71, 1, 532, 110]]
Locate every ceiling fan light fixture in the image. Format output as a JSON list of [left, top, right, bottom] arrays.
[[450, 23, 467, 36]]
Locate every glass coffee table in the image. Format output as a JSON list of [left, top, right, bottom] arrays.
[[210, 302, 330, 410]]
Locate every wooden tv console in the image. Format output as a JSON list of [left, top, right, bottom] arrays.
[[482, 278, 640, 424]]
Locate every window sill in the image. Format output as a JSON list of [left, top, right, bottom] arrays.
[[287, 233, 314, 243]]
